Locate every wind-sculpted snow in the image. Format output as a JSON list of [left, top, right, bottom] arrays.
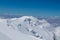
[[0, 16, 60, 40]]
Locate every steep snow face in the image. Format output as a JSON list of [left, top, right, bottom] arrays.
[[0, 18, 43, 40], [7, 16, 53, 40], [54, 27, 60, 40]]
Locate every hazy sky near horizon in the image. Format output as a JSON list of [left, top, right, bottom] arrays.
[[0, 0, 60, 16]]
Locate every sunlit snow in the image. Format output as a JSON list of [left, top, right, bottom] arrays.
[[0, 16, 60, 40]]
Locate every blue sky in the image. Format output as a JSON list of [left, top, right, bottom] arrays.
[[0, 0, 60, 16]]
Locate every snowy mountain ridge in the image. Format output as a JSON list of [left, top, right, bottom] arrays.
[[0, 16, 60, 40]]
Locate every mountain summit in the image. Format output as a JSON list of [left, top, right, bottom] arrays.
[[6, 16, 53, 40], [1, 16, 60, 40]]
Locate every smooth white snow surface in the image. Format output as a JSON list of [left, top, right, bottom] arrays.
[[54, 27, 60, 40], [0, 32, 11, 40], [0, 16, 59, 40]]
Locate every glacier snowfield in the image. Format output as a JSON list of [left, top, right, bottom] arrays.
[[0, 16, 60, 40]]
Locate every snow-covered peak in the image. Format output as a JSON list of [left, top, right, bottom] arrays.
[[0, 16, 54, 40], [10, 16, 37, 21], [7, 16, 51, 30], [6, 16, 53, 40], [20, 16, 37, 20]]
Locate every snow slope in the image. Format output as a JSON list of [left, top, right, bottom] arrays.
[[0, 16, 54, 40], [0, 18, 41, 40], [54, 27, 60, 40], [0, 32, 11, 40]]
